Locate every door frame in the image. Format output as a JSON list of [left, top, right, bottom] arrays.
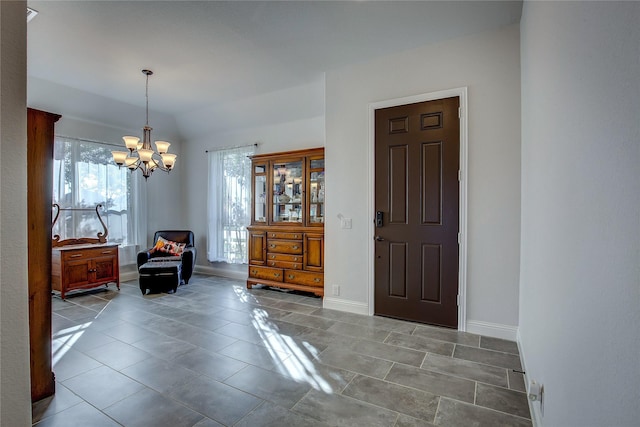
[[367, 87, 468, 331]]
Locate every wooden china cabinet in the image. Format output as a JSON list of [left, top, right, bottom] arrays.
[[247, 148, 325, 296]]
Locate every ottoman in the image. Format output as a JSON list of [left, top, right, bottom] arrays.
[[139, 261, 183, 295]]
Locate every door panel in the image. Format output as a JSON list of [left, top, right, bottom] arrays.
[[375, 97, 459, 328], [422, 142, 442, 225], [94, 256, 116, 282], [389, 145, 408, 224], [421, 244, 441, 302], [65, 260, 90, 287], [389, 242, 407, 298], [248, 230, 266, 265], [304, 234, 324, 271]]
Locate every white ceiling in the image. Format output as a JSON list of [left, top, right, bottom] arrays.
[[27, 1, 522, 119]]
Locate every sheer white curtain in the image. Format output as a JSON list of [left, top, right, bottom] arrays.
[[52, 136, 145, 266], [207, 145, 255, 263]]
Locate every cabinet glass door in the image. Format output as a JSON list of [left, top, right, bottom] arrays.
[[271, 160, 303, 224], [308, 158, 325, 226], [253, 164, 267, 223]]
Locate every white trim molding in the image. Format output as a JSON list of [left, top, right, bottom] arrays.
[[120, 271, 139, 283], [467, 320, 518, 341], [194, 265, 248, 281], [517, 330, 541, 426], [323, 297, 369, 315], [367, 87, 469, 331]]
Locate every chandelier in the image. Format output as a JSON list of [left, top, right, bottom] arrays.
[[111, 69, 176, 180]]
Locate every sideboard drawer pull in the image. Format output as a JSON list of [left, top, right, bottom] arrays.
[[101, 251, 113, 254], [292, 245, 299, 250], [269, 244, 276, 248], [251, 270, 258, 275], [70, 254, 83, 258], [314, 277, 321, 283], [288, 274, 295, 280], [273, 272, 280, 278]]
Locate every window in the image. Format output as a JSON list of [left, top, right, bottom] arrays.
[[52, 136, 144, 264], [207, 145, 255, 263]]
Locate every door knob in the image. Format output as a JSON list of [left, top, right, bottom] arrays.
[[374, 235, 385, 241]]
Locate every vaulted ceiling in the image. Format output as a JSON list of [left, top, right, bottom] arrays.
[[27, 1, 522, 136]]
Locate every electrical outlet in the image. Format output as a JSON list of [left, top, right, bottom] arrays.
[[341, 218, 352, 229], [332, 285, 340, 296]]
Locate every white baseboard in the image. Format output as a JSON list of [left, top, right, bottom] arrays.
[[322, 297, 369, 315], [120, 271, 138, 282], [194, 265, 248, 281], [466, 319, 518, 341], [517, 330, 541, 427]]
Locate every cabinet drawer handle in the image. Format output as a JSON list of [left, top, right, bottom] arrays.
[[270, 255, 275, 259], [288, 274, 295, 279], [292, 245, 299, 250], [294, 264, 298, 269], [101, 251, 112, 254], [269, 244, 276, 248], [251, 270, 258, 275], [70, 254, 83, 258], [270, 262, 275, 266], [271, 234, 276, 237], [294, 234, 299, 238], [294, 257, 298, 261], [273, 273, 280, 278], [314, 278, 321, 283]]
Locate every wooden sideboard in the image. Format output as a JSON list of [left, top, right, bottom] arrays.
[[247, 227, 324, 296], [52, 243, 120, 300]]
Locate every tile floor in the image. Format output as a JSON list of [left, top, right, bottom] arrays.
[[32, 274, 532, 427]]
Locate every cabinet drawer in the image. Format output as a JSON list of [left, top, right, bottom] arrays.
[[266, 240, 302, 254], [268, 232, 302, 240], [284, 270, 324, 288], [267, 253, 302, 263], [60, 250, 90, 261], [266, 260, 302, 270], [60, 247, 117, 261], [249, 265, 284, 282]]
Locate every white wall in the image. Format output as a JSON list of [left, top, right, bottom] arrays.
[[181, 81, 325, 267], [325, 24, 522, 333], [0, 1, 32, 424], [519, 2, 640, 426]]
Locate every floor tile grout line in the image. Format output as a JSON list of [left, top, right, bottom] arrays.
[[432, 396, 442, 424], [418, 350, 429, 369], [473, 380, 478, 405], [43, 276, 532, 426], [232, 400, 269, 427], [438, 395, 533, 422]]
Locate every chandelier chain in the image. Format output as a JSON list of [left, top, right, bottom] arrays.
[[145, 72, 149, 126]]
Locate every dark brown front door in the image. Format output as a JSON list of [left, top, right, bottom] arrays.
[[374, 97, 460, 328]]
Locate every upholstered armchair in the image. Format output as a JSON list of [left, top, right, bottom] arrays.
[[137, 230, 197, 284]]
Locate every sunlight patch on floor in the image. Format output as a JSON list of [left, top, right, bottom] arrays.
[[51, 322, 91, 366]]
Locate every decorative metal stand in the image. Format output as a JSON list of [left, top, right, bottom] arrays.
[[52, 203, 109, 247]]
